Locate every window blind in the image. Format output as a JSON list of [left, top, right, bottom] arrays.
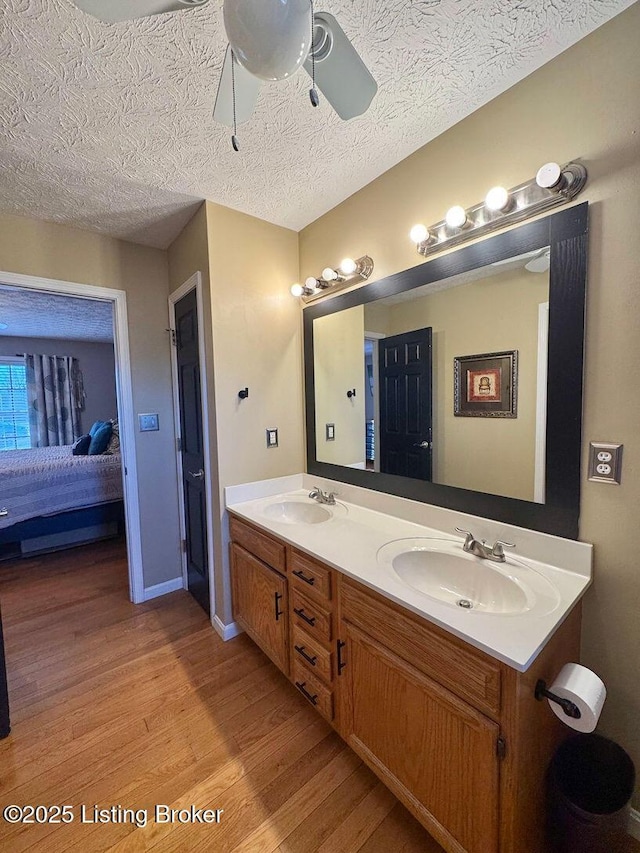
[[0, 359, 31, 451]]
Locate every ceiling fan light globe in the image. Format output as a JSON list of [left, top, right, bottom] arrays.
[[223, 0, 312, 81]]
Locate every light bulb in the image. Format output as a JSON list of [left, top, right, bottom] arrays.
[[339, 257, 357, 275], [290, 283, 304, 297], [321, 267, 338, 281], [305, 276, 319, 289], [445, 206, 467, 229], [409, 224, 428, 244], [536, 162, 563, 190], [485, 186, 510, 212]]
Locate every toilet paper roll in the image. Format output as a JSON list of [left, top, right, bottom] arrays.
[[547, 663, 606, 733]]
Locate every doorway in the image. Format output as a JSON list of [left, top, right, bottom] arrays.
[[169, 272, 214, 617], [0, 269, 144, 602]]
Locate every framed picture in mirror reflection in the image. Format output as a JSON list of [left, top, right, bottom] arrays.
[[454, 350, 518, 417]]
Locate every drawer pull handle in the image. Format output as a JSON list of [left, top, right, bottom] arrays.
[[292, 569, 316, 586], [293, 607, 316, 627], [337, 639, 346, 675], [295, 681, 318, 705], [294, 645, 317, 666], [274, 592, 284, 621]]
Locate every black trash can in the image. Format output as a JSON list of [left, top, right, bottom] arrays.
[[548, 733, 636, 852]]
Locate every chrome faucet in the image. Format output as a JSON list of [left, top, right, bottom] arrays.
[[309, 486, 337, 505], [455, 527, 515, 563]]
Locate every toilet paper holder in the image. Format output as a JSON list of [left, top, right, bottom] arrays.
[[535, 679, 582, 719]]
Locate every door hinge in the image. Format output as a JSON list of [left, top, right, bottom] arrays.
[[167, 328, 177, 347], [497, 736, 507, 760], [177, 436, 182, 452], [181, 539, 187, 554]]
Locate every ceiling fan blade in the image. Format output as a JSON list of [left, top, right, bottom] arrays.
[[303, 12, 377, 120], [213, 46, 261, 128], [70, 0, 209, 24]]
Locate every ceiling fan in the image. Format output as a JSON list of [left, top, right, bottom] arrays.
[[70, 0, 377, 150]]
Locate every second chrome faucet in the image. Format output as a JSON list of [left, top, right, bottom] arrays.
[[455, 527, 515, 563]]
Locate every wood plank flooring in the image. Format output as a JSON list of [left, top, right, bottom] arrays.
[[0, 540, 440, 853], [1, 540, 639, 853]]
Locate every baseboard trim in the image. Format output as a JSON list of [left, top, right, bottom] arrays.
[[213, 616, 242, 642], [143, 577, 184, 601], [629, 807, 640, 841]]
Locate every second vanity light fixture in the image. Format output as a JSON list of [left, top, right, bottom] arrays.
[[291, 255, 374, 303], [410, 160, 588, 257]]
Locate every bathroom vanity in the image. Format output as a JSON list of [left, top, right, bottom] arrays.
[[227, 482, 591, 853]]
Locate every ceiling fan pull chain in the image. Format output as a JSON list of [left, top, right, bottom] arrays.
[[309, 0, 319, 107], [230, 49, 240, 151]]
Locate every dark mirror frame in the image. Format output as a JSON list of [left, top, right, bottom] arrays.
[[304, 203, 588, 539]]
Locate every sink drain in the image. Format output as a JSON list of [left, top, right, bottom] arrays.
[[457, 599, 473, 609]]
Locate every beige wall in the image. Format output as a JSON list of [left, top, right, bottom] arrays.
[[0, 212, 182, 589], [375, 269, 548, 500], [300, 5, 640, 807], [314, 306, 366, 467]]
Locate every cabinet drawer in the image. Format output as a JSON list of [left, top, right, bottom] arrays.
[[290, 550, 332, 602], [292, 626, 333, 684], [293, 661, 334, 722], [341, 579, 501, 718], [291, 589, 332, 645], [229, 516, 286, 574]]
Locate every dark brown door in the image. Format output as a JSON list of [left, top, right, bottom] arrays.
[[379, 327, 433, 480], [175, 290, 209, 615]]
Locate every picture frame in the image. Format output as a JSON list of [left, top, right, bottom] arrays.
[[454, 350, 518, 417]]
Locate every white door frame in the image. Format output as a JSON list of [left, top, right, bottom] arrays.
[[168, 272, 216, 618], [364, 331, 385, 473], [0, 269, 144, 603]]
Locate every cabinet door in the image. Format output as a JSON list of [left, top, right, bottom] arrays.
[[231, 544, 288, 674], [341, 623, 500, 853]]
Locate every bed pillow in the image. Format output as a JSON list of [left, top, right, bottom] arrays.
[[88, 422, 112, 455], [72, 434, 91, 456], [89, 420, 109, 438], [103, 420, 120, 455]]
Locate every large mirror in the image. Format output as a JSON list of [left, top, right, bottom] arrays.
[[304, 204, 588, 538]]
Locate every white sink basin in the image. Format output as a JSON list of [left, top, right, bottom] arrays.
[[261, 497, 346, 525], [377, 538, 560, 616]]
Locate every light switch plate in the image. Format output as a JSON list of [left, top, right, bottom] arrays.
[[326, 423, 335, 441], [138, 413, 159, 432], [266, 428, 278, 448], [588, 442, 623, 484]]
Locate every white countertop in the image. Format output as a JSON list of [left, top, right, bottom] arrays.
[[225, 476, 592, 672]]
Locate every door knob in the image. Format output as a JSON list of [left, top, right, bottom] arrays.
[[188, 469, 204, 479], [413, 441, 431, 449]]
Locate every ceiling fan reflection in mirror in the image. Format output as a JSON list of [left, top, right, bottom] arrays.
[[70, 0, 377, 151]]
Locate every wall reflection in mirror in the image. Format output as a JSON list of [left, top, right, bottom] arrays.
[[314, 248, 550, 503]]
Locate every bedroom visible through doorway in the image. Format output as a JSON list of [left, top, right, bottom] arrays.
[[0, 271, 143, 603]]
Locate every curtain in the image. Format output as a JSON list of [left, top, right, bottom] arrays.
[[24, 354, 85, 447]]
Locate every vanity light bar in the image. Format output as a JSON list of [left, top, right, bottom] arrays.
[[291, 256, 374, 303], [410, 161, 588, 258]]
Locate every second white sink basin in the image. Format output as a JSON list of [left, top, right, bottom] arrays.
[[261, 496, 347, 525], [377, 538, 560, 616]]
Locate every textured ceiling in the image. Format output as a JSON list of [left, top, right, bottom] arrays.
[[0, 0, 634, 248], [0, 286, 114, 342]]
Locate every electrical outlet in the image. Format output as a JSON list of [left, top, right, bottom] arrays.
[[266, 428, 278, 448], [326, 423, 335, 441], [588, 442, 623, 484]]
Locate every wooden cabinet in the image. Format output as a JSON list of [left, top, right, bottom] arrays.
[[228, 513, 582, 853], [230, 542, 289, 674]]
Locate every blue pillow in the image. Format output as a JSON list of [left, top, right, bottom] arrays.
[[89, 420, 108, 437], [88, 422, 112, 455], [72, 434, 91, 456]]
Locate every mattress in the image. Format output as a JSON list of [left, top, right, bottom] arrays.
[[0, 445, 123, 530]]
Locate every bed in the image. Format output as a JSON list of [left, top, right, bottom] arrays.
[[0, 445, 124, 558]]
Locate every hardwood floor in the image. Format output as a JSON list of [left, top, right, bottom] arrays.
[[0, 540, 440, 853], [1, 540, 638, 853]]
